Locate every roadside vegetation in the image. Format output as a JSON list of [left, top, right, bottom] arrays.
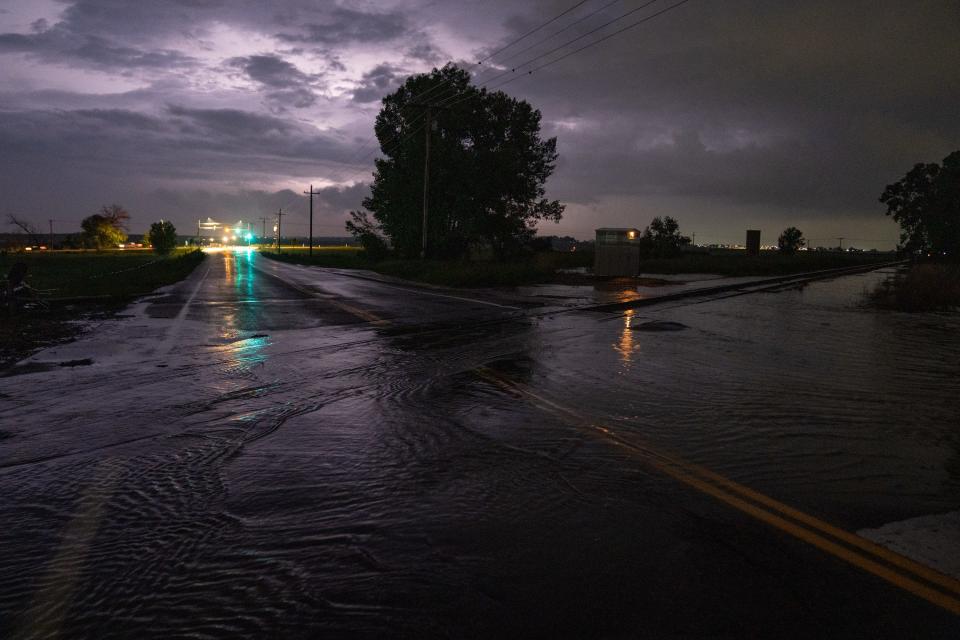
[[867, 150, 960, 312], [261, 247, 592, 287], [2, 248, 203, 299], [263, 246, 892, 287], [636, 250, 893, 277], [868, 263, 960, 312], [1, 249, 204, 367]]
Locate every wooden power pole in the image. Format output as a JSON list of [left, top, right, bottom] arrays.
[[409, 101, 449, 259], [304, 184, 320, 257], [257, 216, 270, 244], [276, 208, 284, 252], [422, 106, 431, 259]]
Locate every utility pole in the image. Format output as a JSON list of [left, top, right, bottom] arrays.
[[691, 232, 696, 247], [304, 184, 319, 257], [837, 237, 845, 251], [276, 208, 284, 253], [422, 106, 431, 259], [257, 216, 270, 244], [408, 101, 449, 259], [48, 219, 54, 248]]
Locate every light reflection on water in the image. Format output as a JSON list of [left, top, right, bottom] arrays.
[[615, 309, 635, 364], [216, 250, 268, 370], [536, 269, 960, 523], [2, 265, 958, 637]]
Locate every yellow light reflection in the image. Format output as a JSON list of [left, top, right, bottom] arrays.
[[615, 309, 635, 364]]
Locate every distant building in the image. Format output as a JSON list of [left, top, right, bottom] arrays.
[[594, 227, 641, 276]]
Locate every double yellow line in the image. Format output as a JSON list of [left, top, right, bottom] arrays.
[[475, 367, 960, 616]]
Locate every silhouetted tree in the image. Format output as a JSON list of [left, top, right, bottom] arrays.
[[81, 204, 129, 249], [880, 151, 960, 257], [778, 227, 805, 254], [6, 214, 42, 246], [354, 65, 564, 258], [147, 220, 177, 255], [638, 216, 690, 258], [345, 210, 390, 261]]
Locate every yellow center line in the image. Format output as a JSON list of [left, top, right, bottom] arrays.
[[253, 262, 390, 326], [475, 367, 960, 615]]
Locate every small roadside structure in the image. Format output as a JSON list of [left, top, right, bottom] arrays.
[[594, 227, 641, 276]]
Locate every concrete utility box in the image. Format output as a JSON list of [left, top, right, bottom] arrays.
[[746, 229, 761, 256], [594, 228, 641, 276]]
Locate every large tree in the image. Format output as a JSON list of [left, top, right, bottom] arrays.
[[351, 65, 564, 258], [147, 220, 177, 255], [638, 216, 690, 258], [81, 204, 129, 249], [880, 151, 960, 257], [778, 226, 805, 254]]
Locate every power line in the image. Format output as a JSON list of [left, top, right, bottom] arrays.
[[316, 1, 617, 188], [441, 0, 692, 109], [470, 0, 664, 90], [519, 0, 693, 78], [478, 0, 592, 64], [495, 0, 623, 68]]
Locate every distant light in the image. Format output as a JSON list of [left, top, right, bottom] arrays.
[[24, 247, 32, 251], [245, 233, 253, 241], [222, 235, 229, 243], [118, 244, 125, 248], [627, 230, 637, 240], [39, 246, 47, 250]]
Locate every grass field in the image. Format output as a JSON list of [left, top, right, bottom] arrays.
[[868, 263, 960, 311], [636, 250, 896, 276], [1, 248, 205, 299], [262, 247, 895, 287], [1, 249, 205, 367], [261, 248, 594, 287]]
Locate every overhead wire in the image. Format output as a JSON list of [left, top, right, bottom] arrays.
[[439, 0, 692, 110], [314, 0, 695, 231], [478, 0, 593, 64], [317, 1, 605, 189], [460, 0, 665, 92], [494, 0, 623, 68]]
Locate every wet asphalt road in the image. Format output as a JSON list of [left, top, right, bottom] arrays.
[[1, 250, 959, 638]]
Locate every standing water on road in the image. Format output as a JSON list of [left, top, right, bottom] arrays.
[[1, 254, 958, 638]]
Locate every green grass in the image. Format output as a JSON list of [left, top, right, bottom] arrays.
[[261, 248, 595, 287], [868, 263, 960, 312], [636, 251, 896, 277], [262, 247, 894, 288], [1, 248, 206, 367], [1, 248, 205, 299]]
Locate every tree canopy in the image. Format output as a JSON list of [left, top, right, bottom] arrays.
[[82, 204, 129, 249], [880, 151, 960, 257], [638, 216, 691, 258], [147, 220, 177, 254], [778, 226, 805, 254], [349, 65, 564, 259]]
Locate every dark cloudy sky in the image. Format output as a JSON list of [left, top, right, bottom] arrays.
[[1, 1, 957, 247]]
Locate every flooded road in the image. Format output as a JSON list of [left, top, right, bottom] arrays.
[[1, 251, 958, 638]]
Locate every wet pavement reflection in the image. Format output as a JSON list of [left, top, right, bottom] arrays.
[[1, 254, 958, 637]]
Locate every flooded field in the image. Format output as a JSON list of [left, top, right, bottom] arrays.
[[1, 255, 957, 637]]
